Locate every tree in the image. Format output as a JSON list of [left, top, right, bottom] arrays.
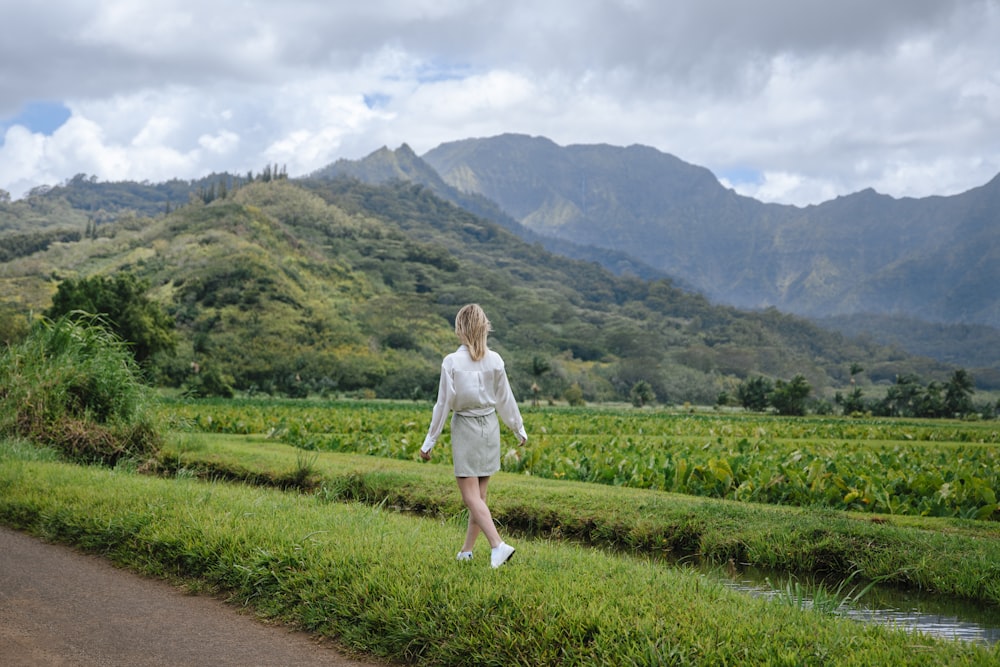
[[564, 383, 585, 406], [737, 376, 773, 412], [835, 387, 866, 415], [944, 369, 975, 417], [771, 375, 811, 416], [872, 374, 920, 417], [45, 272, 177, 367], [630, 380, 655, 407], [530, 355, 550, 406], [915, 381, 946, 418]]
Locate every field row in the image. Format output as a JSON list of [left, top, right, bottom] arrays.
[[160, 399, 1000, 520]]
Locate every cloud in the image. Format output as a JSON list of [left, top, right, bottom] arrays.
[[1, 0, 998, 204]]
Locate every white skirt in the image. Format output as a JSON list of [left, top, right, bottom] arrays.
[[451, 411, 501, 477]]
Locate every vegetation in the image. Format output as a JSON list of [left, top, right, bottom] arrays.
[[0, 228, 82, 262], [1, 177, 973, 409], [45, 272, 177, 368], [159, 399, 1000, 522], [0, 316, 161, 465], [3, 165, 998, 664], [146, 431, 1000, 603], [835, 369, 989, 419], [2, 440, 997, 665]]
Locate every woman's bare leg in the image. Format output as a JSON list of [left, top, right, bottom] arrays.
[[460, 476, 491, 551], [456, 475, 500, 549]]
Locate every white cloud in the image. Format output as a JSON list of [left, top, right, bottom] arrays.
[[1, 0, 999, 205], [198, 130, 240, 155]]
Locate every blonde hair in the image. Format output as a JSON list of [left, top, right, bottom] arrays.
[[455, 304, 492, 361]]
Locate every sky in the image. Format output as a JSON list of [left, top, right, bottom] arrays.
[[1, 0, 998, 206]]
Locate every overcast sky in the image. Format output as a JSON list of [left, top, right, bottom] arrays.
[[1, 0, 998, 206]]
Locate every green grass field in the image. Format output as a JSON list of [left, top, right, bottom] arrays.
[[3, 395, 1000, 665]]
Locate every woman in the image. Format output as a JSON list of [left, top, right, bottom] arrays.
[[420, 304, 527, 568]]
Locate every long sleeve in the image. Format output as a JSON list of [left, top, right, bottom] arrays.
[[494, 361, 527, 442], [422, 346, 527, 455], [421, 363, 454, 453]]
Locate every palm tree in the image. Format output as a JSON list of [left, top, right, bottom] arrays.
[[944, 369, 975, 417], [529, 356, 550, 407]]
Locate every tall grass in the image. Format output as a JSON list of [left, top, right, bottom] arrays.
[[0, 315, 161, 465], [771, 571, 886, 616]]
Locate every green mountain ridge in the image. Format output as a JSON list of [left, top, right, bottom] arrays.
[[313, 143, 670, 283], [2, 176, 965, 402], [315, 136, 1000, 373]]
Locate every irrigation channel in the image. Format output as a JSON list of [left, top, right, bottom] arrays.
[[717, 565, 1000, 646]]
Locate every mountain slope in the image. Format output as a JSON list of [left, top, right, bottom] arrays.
[[2, 177, 955, 401], [422, 134, 1000, 330], [312, 143, 669, 281]]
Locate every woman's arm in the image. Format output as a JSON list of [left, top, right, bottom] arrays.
[[421, 362, 454, 455]]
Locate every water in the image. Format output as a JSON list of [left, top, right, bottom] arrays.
[[719, 566, 1000, 645]]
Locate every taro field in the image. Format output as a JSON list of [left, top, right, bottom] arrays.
[[161, 399, 1000, 521]]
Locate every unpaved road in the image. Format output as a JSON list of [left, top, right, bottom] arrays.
[[0, 527, 384, 666]]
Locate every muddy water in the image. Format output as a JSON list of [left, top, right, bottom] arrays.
[[719, 566, 1000, 645]]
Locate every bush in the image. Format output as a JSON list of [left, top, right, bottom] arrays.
[[181, 364, 236, 399], [771, 375, 811, 416], [629, 380, 655, 407], [0, 316, 162, 465], [563, 383, 585, 406]]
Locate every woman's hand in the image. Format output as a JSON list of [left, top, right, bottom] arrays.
[[419, 449, 431, 461]]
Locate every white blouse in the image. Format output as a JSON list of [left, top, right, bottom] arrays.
[[421, 345, 527, 453]]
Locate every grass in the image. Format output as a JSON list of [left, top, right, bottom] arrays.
[[154, 433, 1000, 607], [770, 571, 887, 616], [0, 315, 161, 464], [1, 440, 997, 666]]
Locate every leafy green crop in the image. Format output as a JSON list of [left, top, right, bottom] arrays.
[[161, 399, 1000, 521]]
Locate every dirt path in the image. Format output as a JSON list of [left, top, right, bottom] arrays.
[[0, 527, 385, 666]]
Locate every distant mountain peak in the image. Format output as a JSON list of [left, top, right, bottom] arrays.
[[307, 133, 1000, 331]]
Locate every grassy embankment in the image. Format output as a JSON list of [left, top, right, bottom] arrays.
[[162, 433, 1000, 604], [2, 434, 998, 666]]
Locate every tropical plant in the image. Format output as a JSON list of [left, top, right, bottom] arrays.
[[737, 376, 773, 412], [629, 380, 656, 407], [45, 271, 177, 368], [771, 374, 811, 416], [944, 368, 975, 417], [0, 316, 161, 464], [835, 387, 866, 415]]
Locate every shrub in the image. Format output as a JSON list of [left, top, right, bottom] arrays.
[[0, 315, 162, 465], [629, 380, 655, 407], [564, 383, 585, 406]]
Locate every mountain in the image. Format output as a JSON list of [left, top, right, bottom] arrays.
[[312, 144, 670, 282], [1, 176, 961, 403], [421, 134, 1000, 331]]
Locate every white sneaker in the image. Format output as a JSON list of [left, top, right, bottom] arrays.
[[456, 551, 473, 561], [490, 542, 515, 568]]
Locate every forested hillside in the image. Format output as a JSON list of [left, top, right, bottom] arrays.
[[314, 144, 668, 281], [0, 176, 962, 404]]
